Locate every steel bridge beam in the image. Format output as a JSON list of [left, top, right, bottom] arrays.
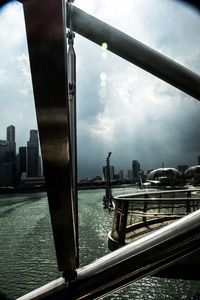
[[22, 0, 77, 276], [67, 4, 200, 101]]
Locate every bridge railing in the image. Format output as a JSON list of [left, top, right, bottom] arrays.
[[110, 189, 200, 246]]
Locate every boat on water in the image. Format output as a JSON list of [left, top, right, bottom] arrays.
[[108, 188, 200, 279]]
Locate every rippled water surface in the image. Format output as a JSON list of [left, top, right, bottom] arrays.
[[0, 188, 200, 299]]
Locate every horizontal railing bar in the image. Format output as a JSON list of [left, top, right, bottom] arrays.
[[17, 209, 200, 300], [114, 197, 200, 202], [129, 212, 185, 216], [116, 188, 200, 196], [67, 4, 200, 100], [113, 188, 200, 200]]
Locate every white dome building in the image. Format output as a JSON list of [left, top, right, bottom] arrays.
[[147, 168, 180, 181], [185, 165, 200, 181]]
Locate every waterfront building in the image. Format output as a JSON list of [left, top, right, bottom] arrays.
[[185, 165, 200, 183], [27, 130, 40, 177], [127, 169, 133, 181], [177, 164, 189, 173], [0, 125, 17, 186], [20, 174, 45, 187], [119, 170, 124, 181], [19, 146, 27, 177], [139, 169, 146, 181], [0, 140, 9, 163], [0, 162, 14, 186], [132, 160, 140, 182], [6, 125, 16, 155], [114, 174, 119, 180], [147, 168, 180, 181]]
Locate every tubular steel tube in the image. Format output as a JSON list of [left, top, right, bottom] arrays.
[[17, 209, 200, 300], [22, 0, 77, 276], [67, 4, 200, 101], [67, 31, 79, 268]]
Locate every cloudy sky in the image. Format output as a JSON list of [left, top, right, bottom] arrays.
[[0, 0, 200, 178]]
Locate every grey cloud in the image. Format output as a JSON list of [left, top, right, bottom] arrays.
[[1, 0, 200, 178]]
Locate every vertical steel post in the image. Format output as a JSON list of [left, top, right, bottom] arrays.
[[22, 0, 77, 278], [67, 29, 79, 267], [118, 201, 128, 243], [143, 194, 148, 223]]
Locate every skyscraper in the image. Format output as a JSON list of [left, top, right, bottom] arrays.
[[0, 140, 8, 163], [27, 130, 40, 177], [119, 170, 124, 181], [132, 160, 140, 182], [2, 125, 17, 185], [6, 125, 16, 155], [127, 169, 133, 181], [19, 146, 27, 176], [7, 125, 15, 143]]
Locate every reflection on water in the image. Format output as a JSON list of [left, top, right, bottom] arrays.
[[0, 192, 60, 298], [0, 189, 200, 299]]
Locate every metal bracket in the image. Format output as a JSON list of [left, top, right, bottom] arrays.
[[67, 30, 76, 98]]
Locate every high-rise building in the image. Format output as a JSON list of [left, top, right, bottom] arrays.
[[127, 169, 133, 181], [27, 130, 40, 177], [29, 129, 38, 143], [198, 156, 200, 165], [119, 170, 124, 181], [19, 146, 27, 176], [6, 125, 16, 155], [0, 163, 14, 187], [7, 125, 15, 143], [132, 160, 140, 181], [0, 140, 9, 163], [0, 125, 17, 186]]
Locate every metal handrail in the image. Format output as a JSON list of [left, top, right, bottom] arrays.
[[110, 188, 200, 246], [113, 188, 200, 200], [17, 209, 200, 299], [115, 197, 200, 201]]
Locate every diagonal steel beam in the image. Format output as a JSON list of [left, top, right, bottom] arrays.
[[22, 0, 77, 277], [67, 4, 200, 101]]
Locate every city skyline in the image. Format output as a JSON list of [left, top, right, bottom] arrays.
[[1, 124, 200, 182], [0, 1, 200, 178], [0, 125, 200, 179], [0, 124, 42, 187]]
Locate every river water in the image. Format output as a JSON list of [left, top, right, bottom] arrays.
[[0, 188, 200, 299]]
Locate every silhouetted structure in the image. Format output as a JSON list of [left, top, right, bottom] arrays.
[[132, 160, 140, 182], [27, 130, 40, 177], [19, 146, 27, 177], [103, 152, 113, 210]]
